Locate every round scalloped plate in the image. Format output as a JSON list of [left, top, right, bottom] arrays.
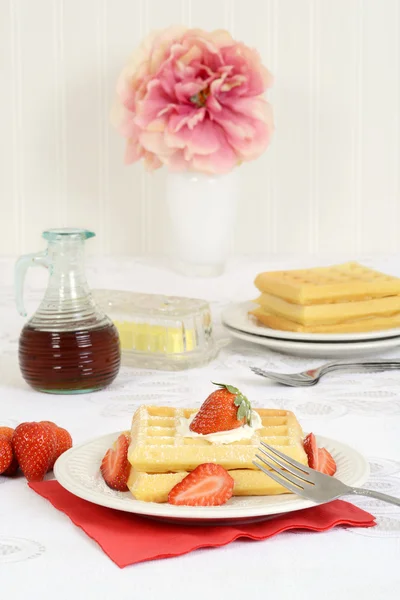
[[54, 432, 369, 524]]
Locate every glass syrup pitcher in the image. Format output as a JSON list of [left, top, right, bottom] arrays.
[[15, 228, 121, 394]]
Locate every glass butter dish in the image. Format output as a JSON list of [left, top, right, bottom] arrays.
[[93, 290, 223, 370]]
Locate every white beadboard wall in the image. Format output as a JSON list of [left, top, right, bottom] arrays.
[[0, 0, 399, 257]]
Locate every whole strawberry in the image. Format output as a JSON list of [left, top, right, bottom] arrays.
[[0, 435, 13, 475], [12, 422, 57, 482], [0, 427, 19, 476], [0, 427, 15, 441], [189, 383, 252, 435], [40, 422, 72, 470]]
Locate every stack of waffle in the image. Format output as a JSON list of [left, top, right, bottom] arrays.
[[250, 261, 400, 334], [127, 405, 307, 502]]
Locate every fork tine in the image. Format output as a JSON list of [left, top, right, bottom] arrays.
[[250, 367, 263, 374], [260, 440, 313, 474], [249, 366, 281, 378], [258, 446, 312, 482], [250, 368, 298, 385], [250, 367, 265, 375], [277, 380, 315, 387], [254, 452, 314, 488], [252, 459, 306, 495], [250, 367, 286, 382], [250, 367, 314, 387]]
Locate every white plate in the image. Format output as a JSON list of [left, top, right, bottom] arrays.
[[224, 324, 400, 358], [54, 432, 369, 523], [222, 302, 400, 342]]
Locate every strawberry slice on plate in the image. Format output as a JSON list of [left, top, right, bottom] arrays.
[[303, 432, 318, 469], [317, 447, 337, 476], [100, 433, 131, 492], [303, 432, 337, 476], [168, 463, 234, 506]]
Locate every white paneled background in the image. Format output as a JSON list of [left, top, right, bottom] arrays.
[[0, 0, 399, 257]]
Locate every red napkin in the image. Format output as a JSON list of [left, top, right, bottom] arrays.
[[29, 481, 375, 568]]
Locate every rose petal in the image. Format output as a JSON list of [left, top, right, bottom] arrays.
[[139, 131, 175, 157], [165, 118, 221, 156]]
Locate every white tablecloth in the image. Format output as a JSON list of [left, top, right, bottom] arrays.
[[1, 255, 400, 599]]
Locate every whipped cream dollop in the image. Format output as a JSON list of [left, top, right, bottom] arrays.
[[177, 410, 263, 444]]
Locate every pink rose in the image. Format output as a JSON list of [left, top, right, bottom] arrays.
[[112, 26, 274, 175]]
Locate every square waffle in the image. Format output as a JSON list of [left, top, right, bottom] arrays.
[[254, 261, 400, 305], [249, 306, 400, 333], [254, 292, 400, 326], [128, 405, 307, 474]]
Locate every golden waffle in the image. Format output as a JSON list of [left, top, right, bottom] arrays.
[[254, 293, 400, 326], [254, 262, 400, 305], [128, 468, 290, 503], [250, 306, 400, 333], [128, 405, 307, 474]]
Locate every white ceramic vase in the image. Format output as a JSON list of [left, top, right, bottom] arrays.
[[165, 170, 239, 277]]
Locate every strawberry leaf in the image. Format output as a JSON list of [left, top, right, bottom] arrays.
[[211, 382, 253, 426], [234, 396, 242, 407], [237, 403, 247, 420], [212, 382, 240, 395], [234, 393, 252, 426]]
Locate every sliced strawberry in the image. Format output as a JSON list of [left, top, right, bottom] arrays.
[[12, 422, 57, 482], [100, 433, 131, 491], [0, 435, 13, 475], [303, 432, 318, 469], [168, 463, 234, 506], [190, 383, 252, 435], [317, 448, 337, 476]]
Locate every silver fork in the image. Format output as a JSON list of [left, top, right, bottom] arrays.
[[250, 359, 400, 387], [253, 441, 400, 506]]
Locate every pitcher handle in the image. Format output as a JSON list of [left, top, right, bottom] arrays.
[[15, 250, 51, 317]]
